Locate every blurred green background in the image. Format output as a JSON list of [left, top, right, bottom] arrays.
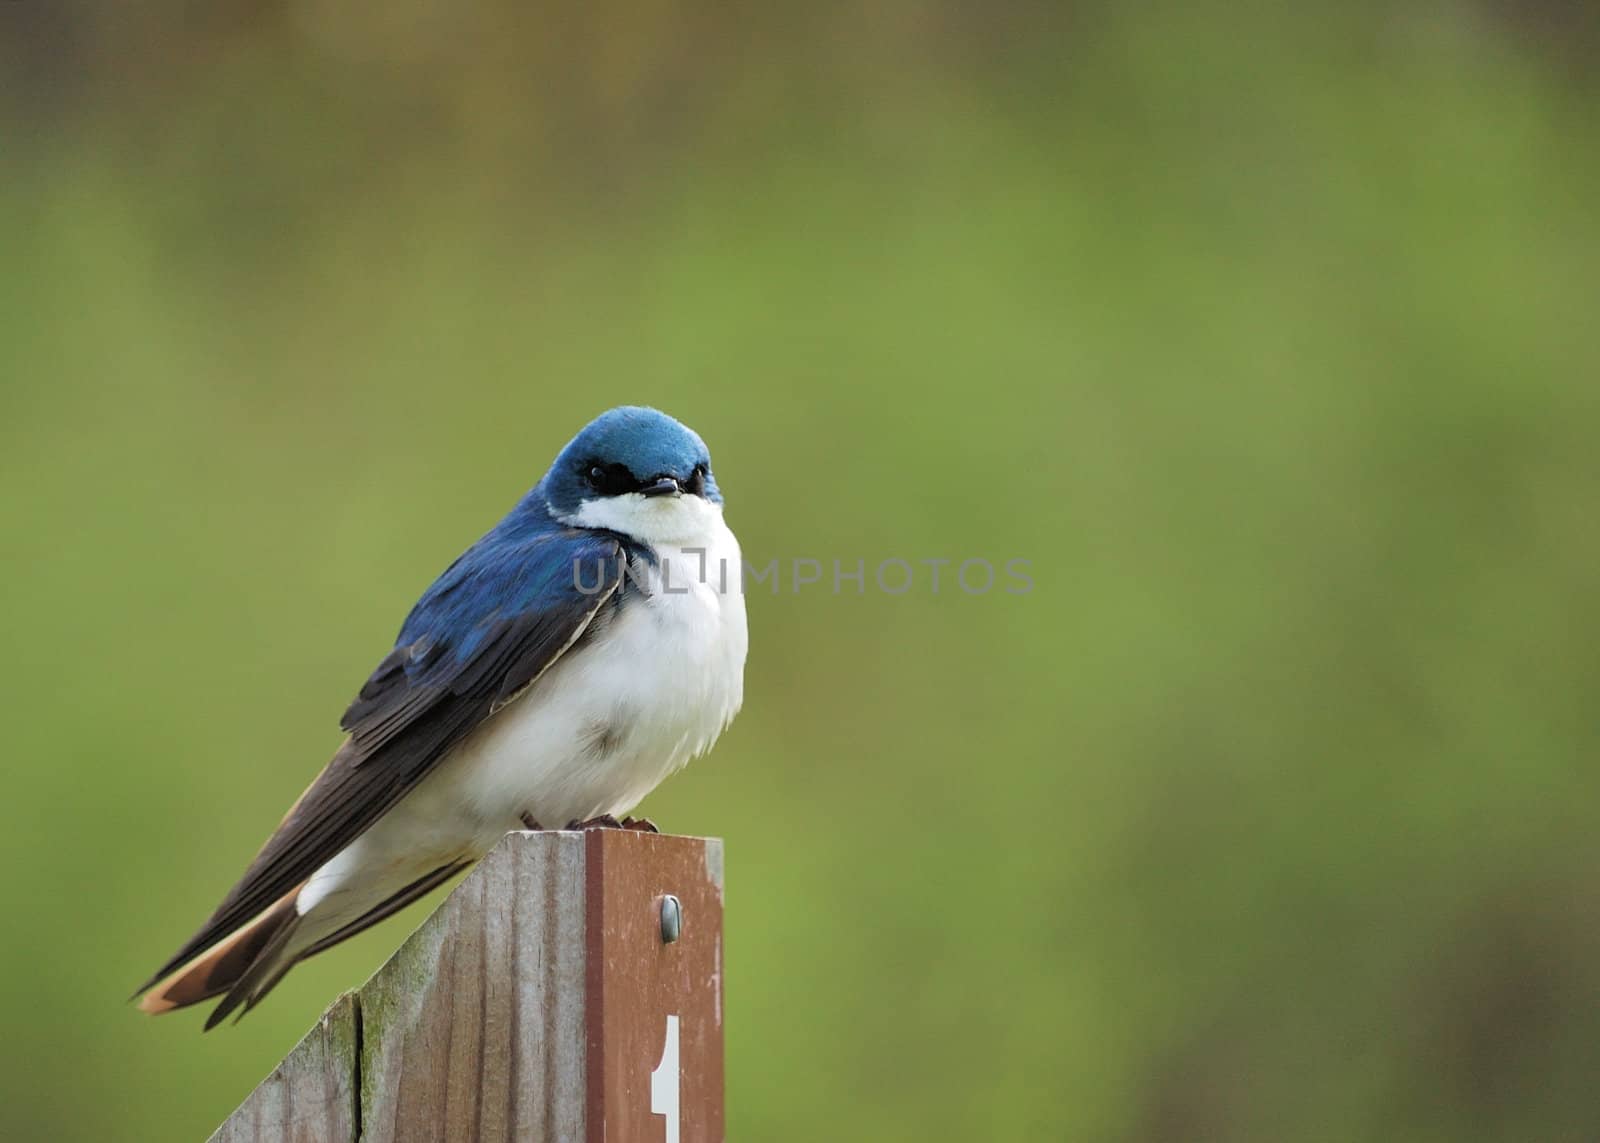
[[3, 2, 1598, 1140]]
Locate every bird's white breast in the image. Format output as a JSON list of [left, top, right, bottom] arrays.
[[436, 510, 747, 844]]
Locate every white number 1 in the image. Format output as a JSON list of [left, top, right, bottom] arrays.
[[650, 1014, 681, 1143]]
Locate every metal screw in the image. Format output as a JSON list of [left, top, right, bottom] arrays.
[[660, 894, 682, 944]]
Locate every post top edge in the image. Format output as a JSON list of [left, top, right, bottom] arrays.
[[505, 829, 725, 843]]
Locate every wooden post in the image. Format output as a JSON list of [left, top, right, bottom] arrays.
[[208, 830, 725, 1143]]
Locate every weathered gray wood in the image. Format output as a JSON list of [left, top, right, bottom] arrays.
[[208, 991, 358, 1143], [209, 830, 725, 1142], [358, 831, 589, 1142]]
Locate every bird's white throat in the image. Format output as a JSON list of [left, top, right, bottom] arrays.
[[561, 491, 728, 548]]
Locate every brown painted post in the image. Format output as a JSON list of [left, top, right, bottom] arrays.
[[585, 831, 725, 1143], [208, 830, 725, 1143]]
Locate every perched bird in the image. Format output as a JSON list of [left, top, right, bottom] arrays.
[[136, 406, 748, 1028]]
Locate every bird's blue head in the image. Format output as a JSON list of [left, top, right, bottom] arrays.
[[539, 407, 725, 543]]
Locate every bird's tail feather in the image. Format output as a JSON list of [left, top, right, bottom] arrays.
[[299, 859, 469, 960], [137, 885, 304, 1027], [137, 860, 470, 1027]]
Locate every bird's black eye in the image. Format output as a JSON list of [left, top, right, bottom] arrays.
[[686, 464, 707, 497], [582, 461, 639, 497]]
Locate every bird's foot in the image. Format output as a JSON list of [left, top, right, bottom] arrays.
[[518, 812, 544, 831], [563, 814, 660, 832]]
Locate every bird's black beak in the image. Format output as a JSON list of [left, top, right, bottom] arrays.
[[639, 476, 681, 498]]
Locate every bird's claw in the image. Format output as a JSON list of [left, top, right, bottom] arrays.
[[563, 814, 660, 833]]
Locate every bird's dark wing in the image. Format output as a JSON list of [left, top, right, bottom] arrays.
[[139, 526, 627, 992]]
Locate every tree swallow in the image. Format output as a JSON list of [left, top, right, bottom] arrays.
[[136, 406, 748, 1028]]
